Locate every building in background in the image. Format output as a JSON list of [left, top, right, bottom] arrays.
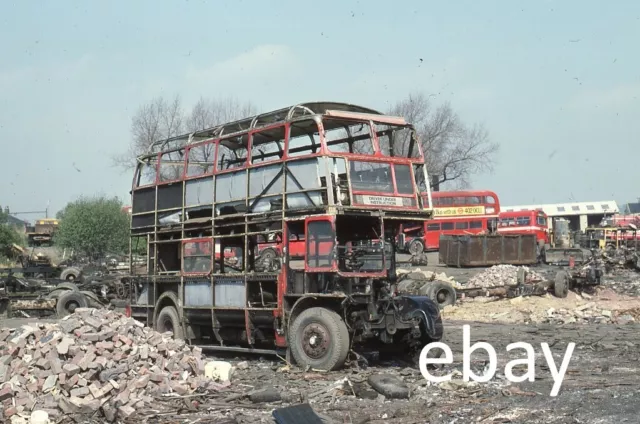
[[621, 200, 640, 215], [5, 214, 29, 234], [501, 200, 619, 232], [1, 206, 28, 234]]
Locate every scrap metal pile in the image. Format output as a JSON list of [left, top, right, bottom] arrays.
[[0, 271, 130, 319]]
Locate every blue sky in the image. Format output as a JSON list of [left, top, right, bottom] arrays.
[[1, 1, 639, 218]]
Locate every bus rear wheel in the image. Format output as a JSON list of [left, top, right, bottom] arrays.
[[289, 307, 349, 371], [156, 306, 184, 339], [408, 239, 425, 256]]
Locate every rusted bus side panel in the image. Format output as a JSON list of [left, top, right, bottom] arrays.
[[439, 234, 538, 267]]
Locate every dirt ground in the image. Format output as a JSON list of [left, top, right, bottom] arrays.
[[186, 254, 640, 423], [173, 320, 640, 424], [3, 252, 640, 423], [443, 288, 640, 323]]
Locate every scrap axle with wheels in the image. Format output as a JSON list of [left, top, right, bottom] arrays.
[[553, 267, 603, 298], [553, 249, 605, 298]]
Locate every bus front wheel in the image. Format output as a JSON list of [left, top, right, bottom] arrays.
[[289, 307, 349, 371]]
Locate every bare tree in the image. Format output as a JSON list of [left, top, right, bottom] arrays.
[[388, 92, 498, 189], [114, 95, 257, 173], [185, 97, 257, 132], [113, 95, 184, 171]]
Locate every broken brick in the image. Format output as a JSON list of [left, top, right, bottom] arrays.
[[63, 363, 81, 377]]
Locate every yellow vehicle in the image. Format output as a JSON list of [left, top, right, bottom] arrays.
[[582, 227, 639, 250], [26, 218, 59, 247]]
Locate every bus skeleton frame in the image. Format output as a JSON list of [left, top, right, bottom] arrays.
[[127, 101, 443, 370]]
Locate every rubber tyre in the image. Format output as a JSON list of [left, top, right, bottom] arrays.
[[60, 267, 83, 282], [80, 290, 102, 308], [554, 271, 569, 298], [248, 387, 281, 403], [156, 306, 184, 339], [46, 289, 66, 300], [56, 282, 79, 291], [427, 282, 456, 308], [289, 307, 349, 371], [367, 374, 409, 399], [408, 239, 425, 256], [56, 291, 88, 317]]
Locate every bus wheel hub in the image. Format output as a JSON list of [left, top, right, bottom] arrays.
[[302, 324, 330, 359]]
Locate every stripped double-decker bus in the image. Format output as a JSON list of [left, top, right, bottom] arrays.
[[127, 102, 442, 370], [497, 209, 550, 245], [400, 190, 500, 254]]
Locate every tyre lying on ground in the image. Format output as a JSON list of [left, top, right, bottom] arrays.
[[367, 374, 410, 399]]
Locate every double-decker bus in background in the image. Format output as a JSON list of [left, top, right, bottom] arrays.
[[400, 190, 500, 254], [496, 209, 550, 245], [126, 101, 443, 371]]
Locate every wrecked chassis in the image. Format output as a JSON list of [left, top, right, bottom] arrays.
[[0, 272, 130, 319]]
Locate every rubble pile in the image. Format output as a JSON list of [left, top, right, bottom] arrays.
[[603, 274, 640, 297], [533, 301, 639, 325], [466, 264, 543, 288], [602, 248, 640, 272], [0, 308, 223, 422]]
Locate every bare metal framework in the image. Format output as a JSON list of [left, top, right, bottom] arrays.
[[144, 102, 385, 156], [128, 101, 435, 354]]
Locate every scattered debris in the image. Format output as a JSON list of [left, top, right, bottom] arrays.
[[467, 265, 543, 288]]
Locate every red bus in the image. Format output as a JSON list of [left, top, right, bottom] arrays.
[[431, 190, 500, 218], [400, 190, 500, 254], [496, 210, 549, 245], [401, 215, 496, 254]]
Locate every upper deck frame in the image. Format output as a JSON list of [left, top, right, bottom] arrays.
[[143, 102, 404, 158]]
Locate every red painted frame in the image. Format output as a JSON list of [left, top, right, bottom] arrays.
[[304, 215, 337, 273], [181, 237, 213, 275], [183, 139, 217, 180], [156, 149, 186, 186], [132, 116, 426, 217]]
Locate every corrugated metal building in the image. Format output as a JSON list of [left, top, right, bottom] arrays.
[[501, 200, 619, 232]]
